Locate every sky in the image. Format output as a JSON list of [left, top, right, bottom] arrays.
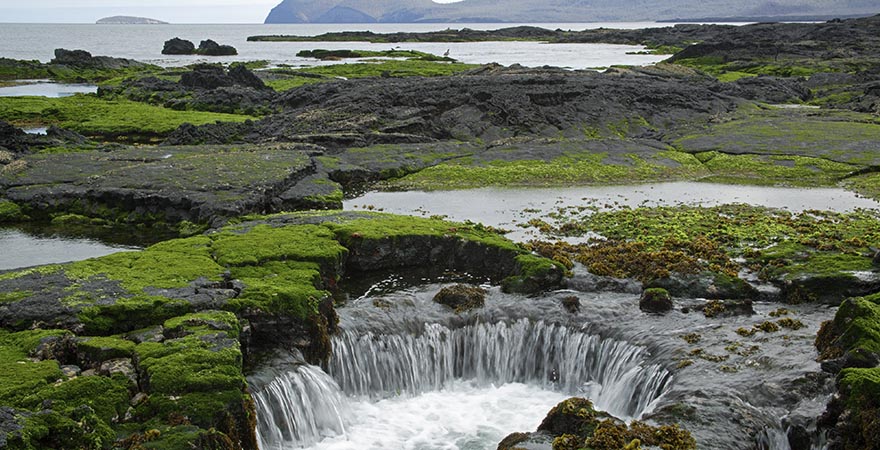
[[0, 0, 464, 23]]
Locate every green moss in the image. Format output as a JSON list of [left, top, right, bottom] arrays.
[[265, 59, 478, 91], [819, 294, 880, 356], [227, 261, 325, 318], [67, 238, 224, 292], [839, 367, 880, 407], [695, 151, 858, 186], [0, 345, 62, 406], [164, 310, 241, 338], [23, 375, 130, 422], [844, 172, 880, 202], [0, 199, 25, 222], [77, 295, 193, 335], [384, 150, 707, 190], [211, 224, 348, 268], [0, 94, 253, 140], [76, 335, 136, 363], [136, 338, 243, 396]]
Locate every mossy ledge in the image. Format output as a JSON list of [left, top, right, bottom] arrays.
[[0, 212, 562, 447], [815, 292, 880, 450]]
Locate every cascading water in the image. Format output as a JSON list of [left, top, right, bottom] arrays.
[[251, 318, 672, 450], [252, 365, 350, 450], [329, 319, 670, 418]]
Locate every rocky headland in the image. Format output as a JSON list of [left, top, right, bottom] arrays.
[[0, 14, 879, 450]]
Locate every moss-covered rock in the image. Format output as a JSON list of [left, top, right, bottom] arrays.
[[815, 293, 880, 450], [523, 397, 696, 450], [433, 284, 487, 312], [639, 288, 673, 314]]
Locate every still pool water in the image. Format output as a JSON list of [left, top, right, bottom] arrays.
[[345, 182, 880, 242], [0, 228, 137, 271], [0, 80, 97, 97]]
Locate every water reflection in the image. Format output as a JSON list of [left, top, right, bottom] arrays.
[[0, 80, 98, 98]]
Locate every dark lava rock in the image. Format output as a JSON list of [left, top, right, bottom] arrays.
[[162, 37, 196, 55], [50, 48, 147, 70], [719, 75, 812, 104], [0, 120, 28, 153], [229, 63, 270, 90], [639, 287, 673, 313], [197, 39, 238, 56], [162, 121, 257, 145], [180, 64, 236, 90], [433, 284, 487, 311], [497, 432, 531, 450], [0, 407, 25, 447], [32, 334, 77, 363]]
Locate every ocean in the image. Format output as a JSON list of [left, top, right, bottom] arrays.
[[0, 22, 694, 69]]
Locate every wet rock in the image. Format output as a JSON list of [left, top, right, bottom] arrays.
[[648, 272, 759, 300], [433, 284, 487, 312], [640, 287, 673, 314], [700, 299, 754, 318], [561, 296, 580, 314], [197, 39, 237, 56], [162, 37, 196, 55], [566, 271, 642, 294], [538, 398, 618, 437]]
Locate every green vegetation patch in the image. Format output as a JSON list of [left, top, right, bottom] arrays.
[[695, 151, 859, 186], [0, 200, 26, 222], [227, 261, 326, 318], [844, 172, 880, 202], [382, 149, 707, 190], [527, 204, 879, 297], [265, 59, 478, 91], [0, 94, 253, 140], [211, 224, 348, 268], [675, 106, 880, 167]]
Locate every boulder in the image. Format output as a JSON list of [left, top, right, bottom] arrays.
[[639, 287, 673, 313], [162, 37, 196, 55], [197, 39, 238, 56], [433, 284, 487, 312]]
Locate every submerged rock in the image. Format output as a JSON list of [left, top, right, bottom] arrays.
[[432, 284, 487, 312]]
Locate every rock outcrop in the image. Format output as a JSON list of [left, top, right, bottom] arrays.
[[161, 38, 238, 56]]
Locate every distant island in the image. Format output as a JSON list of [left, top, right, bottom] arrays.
[[96, 16, 168, 24], [264, 0, 879, 23]]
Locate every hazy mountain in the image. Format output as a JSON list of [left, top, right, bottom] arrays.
[[264, 0, 879, 23], [96, 16, 168, 24]]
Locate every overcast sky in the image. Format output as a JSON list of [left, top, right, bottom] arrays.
[[0, 0, 463, 23]]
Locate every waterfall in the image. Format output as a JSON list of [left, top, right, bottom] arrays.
[[252, 319, 672, 449], [252, 365, 351, 450], [328, 319, 671, 418]]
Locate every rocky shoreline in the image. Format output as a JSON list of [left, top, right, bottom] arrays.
[[1, 15, 879, 450]]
